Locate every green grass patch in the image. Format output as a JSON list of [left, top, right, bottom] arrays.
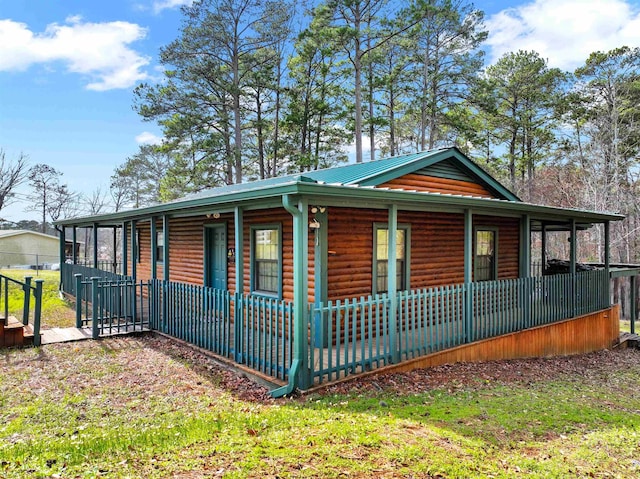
[[2, 337, 640, 478], [620, 319, 640, 334], [0, 269, 75, 328]]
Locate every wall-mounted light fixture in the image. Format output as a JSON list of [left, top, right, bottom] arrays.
[[310, 206, 327, 214]]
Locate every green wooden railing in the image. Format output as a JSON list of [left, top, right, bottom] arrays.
[[149, 280, 294, 382], [0, 273, 44, 346], [310, 269, 610, 385], [61, 263, 122, 298], [397, 284, 467, 361], [74, 275, 150, 338], [150, 280, 232, 357], [71, 260, 122, 274], [64, 264, 609, 387]]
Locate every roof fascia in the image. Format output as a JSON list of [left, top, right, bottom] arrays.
[[294, 182, 623, 223], [56, 177, 623, 228], [55, 182, 303, 227]]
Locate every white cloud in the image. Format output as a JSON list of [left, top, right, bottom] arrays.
[[0, 16, 150, 91], [345, 135, 372, 155], [152, 0, 193, 14], [135, 131, 163, 145], [486, 0, 640, 70]]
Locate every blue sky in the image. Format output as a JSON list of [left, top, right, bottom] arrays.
[[1, 0, 639, 221]]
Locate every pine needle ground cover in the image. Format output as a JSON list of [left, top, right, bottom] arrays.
[[1, 335, 639, 478]]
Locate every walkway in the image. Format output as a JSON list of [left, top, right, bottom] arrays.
[[40, 326, 150, 345]]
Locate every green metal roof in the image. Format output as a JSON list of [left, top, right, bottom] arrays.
[[180, 147, 519, 202], [55, 147, 623, 227]]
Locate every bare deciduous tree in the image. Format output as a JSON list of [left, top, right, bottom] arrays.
[[0, 149, 29, 212]]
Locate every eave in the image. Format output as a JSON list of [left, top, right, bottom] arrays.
[[55, 178, 623, 228]]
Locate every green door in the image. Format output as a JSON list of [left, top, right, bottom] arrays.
[[205, 225, 227, 290]]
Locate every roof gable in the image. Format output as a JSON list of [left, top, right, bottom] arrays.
[[332, 147, 519, 201], [177, 147, 518, 203]]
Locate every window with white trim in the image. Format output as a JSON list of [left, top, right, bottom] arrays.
[[156, 229, 164, 263], [374, 224, 410, 294], [475, 228, 497, 281], [252, 226, 281, 295]]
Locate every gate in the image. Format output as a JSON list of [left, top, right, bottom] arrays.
[[74, 275, 151, 338]]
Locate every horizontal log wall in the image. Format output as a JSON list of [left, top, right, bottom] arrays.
[[474, 215, 520, 280], [357, 305, 620, 376], [126, 209, 315, 303], [124, 206, 520, 303], [378, 173, 495, 198], [326, 208, 521, 300]]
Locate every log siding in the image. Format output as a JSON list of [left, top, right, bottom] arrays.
[[326, 207, 520, 301], [378, 173, 495, 198]]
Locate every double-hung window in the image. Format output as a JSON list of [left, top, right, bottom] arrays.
[[156, 229, 164, 264], [474, 228, 497, 281], [252, 225, 281, 296], [374, 224, 410, 294]]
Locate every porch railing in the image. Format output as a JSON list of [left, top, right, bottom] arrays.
[[148, 280, 294, 382], [310, 269, 610, 384], [63, 263, 609, 388], [61, 263, 122, 298], [74, 275, 151, 337], [0, 273, 44, 346], [67, 259, 122, 275]]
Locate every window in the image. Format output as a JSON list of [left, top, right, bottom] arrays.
[[475, 228, 497, 281], [374, 224, 410, 294], [252, 226, 281, 296], [135, 229, 141, 264], [156, 229, 164, 263]]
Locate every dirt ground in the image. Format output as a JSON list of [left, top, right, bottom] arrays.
[[140, 334, 640, 401]]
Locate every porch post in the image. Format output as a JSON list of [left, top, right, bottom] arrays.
[[150, 217, 157, 280], [58, 226, 66, 265], [72, 227, 77, 264], [604, 220, 612, 314], [388, 204, 399, 363], [163, 215, 170, 281], [464, 209, 473, 342], [234, 206, 244, 363], [520, 214, 531, 277], [541, 223, 547, 274], [131, 221, 137, 281], [631, 275, 637, 335], [121, 222, 128, 276], [58, 227, 66, 291], [604, 220, 610, 275], [112, 227, 118, 273], [313, 207, 328, 347], [92, 223, 98, 269], [234, 206, 244, 295], [570, 219, 577, 316], [290, 196, 309, 387]]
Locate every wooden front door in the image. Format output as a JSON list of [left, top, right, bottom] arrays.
[[205, 224, 227, 290]]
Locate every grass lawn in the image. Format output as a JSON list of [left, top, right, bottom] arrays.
[[620, 318, 640, 334], [1, 334, 640, 478], [0, 269, 76, 329]]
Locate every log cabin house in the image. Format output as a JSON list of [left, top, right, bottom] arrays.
[[56, 147, 624, 396]]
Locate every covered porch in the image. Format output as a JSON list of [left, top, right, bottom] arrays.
[[57, 196, 623, 396]]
